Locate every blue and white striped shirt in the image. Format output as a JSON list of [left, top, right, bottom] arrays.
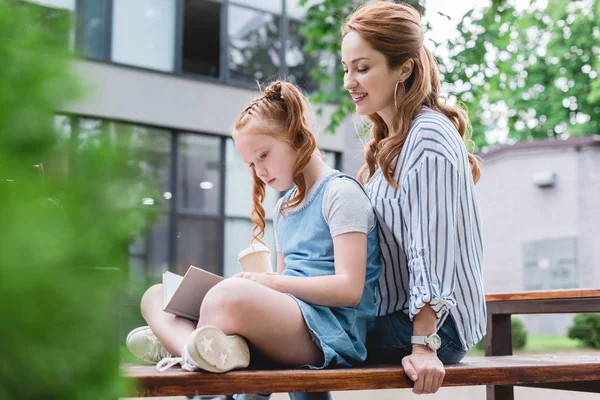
[[365, 108, 486, 349]]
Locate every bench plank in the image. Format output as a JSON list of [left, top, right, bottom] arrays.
[[485, 289, 600, 302], [124, 355, 600, 397]]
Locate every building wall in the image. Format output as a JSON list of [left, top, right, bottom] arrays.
[[477, 144, 599, 335], [65, 60, 346, 152]]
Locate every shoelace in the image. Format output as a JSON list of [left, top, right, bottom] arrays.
[[156, 346, 199, 372], [145, 333, 170, 362]]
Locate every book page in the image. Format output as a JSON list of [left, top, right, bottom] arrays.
[[163, 271, 184, 308]]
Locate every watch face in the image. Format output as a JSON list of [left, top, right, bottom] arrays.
[[429, 334, 442, 350]]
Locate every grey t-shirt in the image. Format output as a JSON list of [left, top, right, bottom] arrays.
[[274, 171, 376, 252]]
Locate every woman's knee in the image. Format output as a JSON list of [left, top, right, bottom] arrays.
[[140, 283, 164, 319]]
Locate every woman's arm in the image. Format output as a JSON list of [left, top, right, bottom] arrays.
[[238, 232, 368, 308]]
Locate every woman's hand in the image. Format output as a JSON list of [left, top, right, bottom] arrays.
[[233, 272, 280, 290], [401, 345, 445, 394]]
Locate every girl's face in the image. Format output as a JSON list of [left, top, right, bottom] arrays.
[[341, 30, 400, 121], [234, 119, 299, 192]]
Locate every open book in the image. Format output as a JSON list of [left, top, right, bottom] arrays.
[[163, 265, 224, 321]]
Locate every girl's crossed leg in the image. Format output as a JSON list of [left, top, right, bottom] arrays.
[[140, 277, 323, 369]]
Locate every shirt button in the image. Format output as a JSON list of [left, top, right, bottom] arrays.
[[418, 249, 424, 257]]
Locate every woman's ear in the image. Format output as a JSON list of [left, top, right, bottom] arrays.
[[397, 59, 414, 82]]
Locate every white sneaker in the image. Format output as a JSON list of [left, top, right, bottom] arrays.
[[183, 326, 250, 373], [126, 326, 171, 363]]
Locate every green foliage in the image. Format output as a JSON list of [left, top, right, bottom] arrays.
[[300, 0, 600, 146], [568, 313, 600, 349], [474, 316, 528, 350], [511, 317, 528, 349], [447, 0, 599, 146], [0, 1, 159, 398]]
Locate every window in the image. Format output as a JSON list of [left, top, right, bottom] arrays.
[[321, 150, 339, 169], [177, 216, 222, 275], [177, 134, 221, 214], [111, 0, 176, 72], [231, 0, 282, 14], [111, 122, 173, 210], [77, 0, 108, 59], [181, 0, 221, 77], [228, 5, 281, 83]]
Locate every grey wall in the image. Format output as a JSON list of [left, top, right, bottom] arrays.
[[477, 144, 600, 335]]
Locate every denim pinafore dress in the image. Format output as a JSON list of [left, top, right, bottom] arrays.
[[278, 171, 381, 368]]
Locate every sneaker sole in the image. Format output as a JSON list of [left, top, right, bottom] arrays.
[[187, 326, 250, 373]]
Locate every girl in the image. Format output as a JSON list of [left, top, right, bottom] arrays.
[[126, 80, 381, 375], [338, 1, 486, 394]]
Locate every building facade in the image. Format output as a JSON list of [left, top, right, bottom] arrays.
[[477, 136, 600, 335]]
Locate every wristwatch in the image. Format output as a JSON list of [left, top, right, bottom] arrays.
[[411, 333, 442, 351]]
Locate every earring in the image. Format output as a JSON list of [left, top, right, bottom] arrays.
[[394, 80, 406, 108]]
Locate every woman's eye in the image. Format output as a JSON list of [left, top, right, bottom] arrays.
[[357, 68, 368, 73], [343, 70, 348, 74]]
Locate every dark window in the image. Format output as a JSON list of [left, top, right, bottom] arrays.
[[228, 5, 280, 83], [177, 216, 222, 275], [177, 134, 221, 215], [182, 0, 221, 77], [77, 0, 108, 59]]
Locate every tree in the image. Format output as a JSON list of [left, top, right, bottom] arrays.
[[299, 0, 600, 148], [0, 1, 158, 398], [446, 0, 599, 147]]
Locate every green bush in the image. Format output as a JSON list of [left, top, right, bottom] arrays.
[[474, 317, 528, 351], [568, 314, 600, 349], [0, 1, 158, 399]]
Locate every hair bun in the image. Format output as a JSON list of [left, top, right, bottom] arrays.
[[263, 81, 283, 101]]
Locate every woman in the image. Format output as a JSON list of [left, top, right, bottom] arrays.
[[336, 1, 486, 395]]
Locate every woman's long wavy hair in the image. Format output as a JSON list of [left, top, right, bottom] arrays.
[[343, 2, 481, 187], [233, 80, 317, 244]]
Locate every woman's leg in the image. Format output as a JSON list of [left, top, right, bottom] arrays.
[[366, 311, 467, 365], [140, 283, 195, 357], [199, 278, 323, 367]]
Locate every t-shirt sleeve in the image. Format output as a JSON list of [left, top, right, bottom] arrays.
[[322, 178, 376, 237]]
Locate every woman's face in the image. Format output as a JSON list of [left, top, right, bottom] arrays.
[[341, 30, 400, 121]]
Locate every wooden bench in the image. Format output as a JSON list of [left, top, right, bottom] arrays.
[[484, 288, 600, 399], [123, 289, 600, 399]]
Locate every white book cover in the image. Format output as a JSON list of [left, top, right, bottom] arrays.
[[162, 265, 224, 321]]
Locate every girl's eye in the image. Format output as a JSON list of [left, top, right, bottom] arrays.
[[343, 70, 348, 74], [260, 152, 268, 160], [249, 163, 255, 168], [357, 68, 368, 73]]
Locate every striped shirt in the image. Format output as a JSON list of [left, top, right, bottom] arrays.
[[365, 108, 486, 349]]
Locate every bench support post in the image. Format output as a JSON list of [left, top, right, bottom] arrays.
[[485, 313, 513, 400]]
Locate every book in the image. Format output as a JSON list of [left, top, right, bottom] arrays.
[[162, 265, 224, 321]]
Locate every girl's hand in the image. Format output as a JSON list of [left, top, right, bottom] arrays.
[[401, 346, 445, 394], [233, 272, 279, 290]]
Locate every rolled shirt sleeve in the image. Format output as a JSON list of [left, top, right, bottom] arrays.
[[401, 154, 459, 326]]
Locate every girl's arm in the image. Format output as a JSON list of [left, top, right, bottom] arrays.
[[276, 251, 286, 274], [240, 232, 367, 308], [272, 232, 367, 307]]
